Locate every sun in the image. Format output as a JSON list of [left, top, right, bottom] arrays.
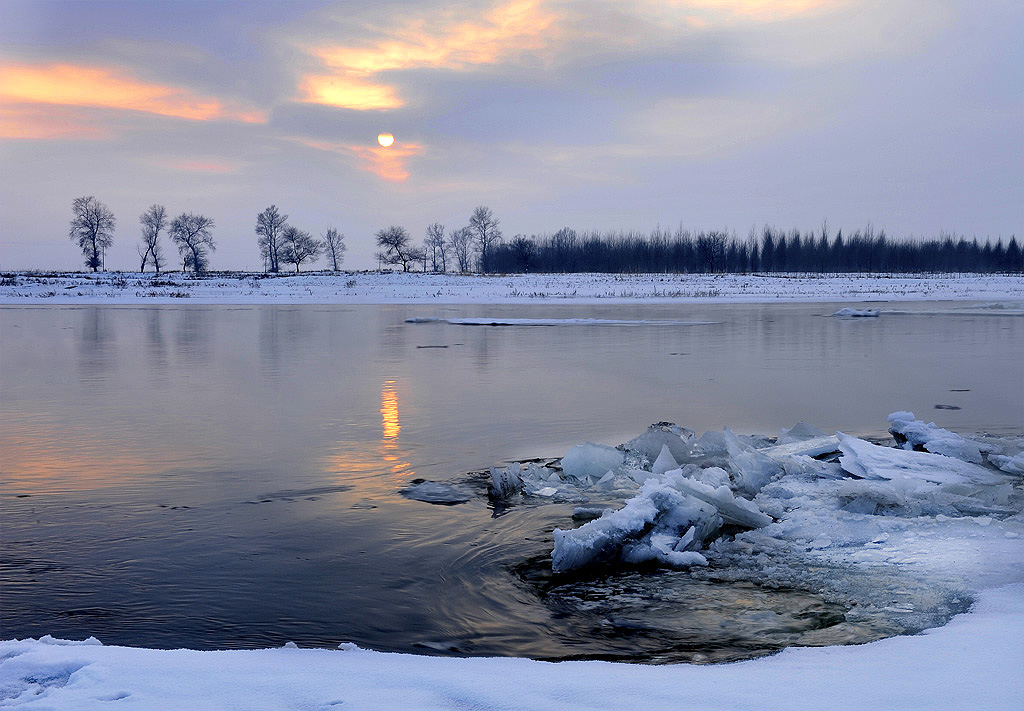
[[377, 133, 394, 148]]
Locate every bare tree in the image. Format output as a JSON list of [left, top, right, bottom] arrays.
[[322, 228, 347, 271], [696, 231, 726, 272], [169, 213, 216, 274], [424, 222, 447, 272], [375, 225, 423, 272], [448, 226, 473, 273], [280, 226, 323, 272], [256, 205, 287, 273], [69, 196, 115, 272], [138, 204, 166, 273], [468, 205, 502, 272], [510, 235, 537, 272]]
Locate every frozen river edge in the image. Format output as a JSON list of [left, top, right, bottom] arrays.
[[3, 583, 1022, 710], [1, 271, 1023, 304]]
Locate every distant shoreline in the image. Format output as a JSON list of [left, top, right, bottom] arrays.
[[1, 271, 1022, 305]]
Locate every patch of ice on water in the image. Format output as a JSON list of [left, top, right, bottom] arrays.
[[832, 307, 880, 317], [413, 317, 719, 327], [400, 480, 471, 505]]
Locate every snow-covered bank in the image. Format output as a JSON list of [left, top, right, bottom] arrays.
[[3, 583, 1022, 710], [1, 271, 1022, 304]]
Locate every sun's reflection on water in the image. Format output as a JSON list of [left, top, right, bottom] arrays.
[[381, 380, 400, 441], [321, 379, 415, 497]]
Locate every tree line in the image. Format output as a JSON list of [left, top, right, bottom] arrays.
[[69, 196, 1021, 274], [486, 224, 1022, 274], [69, 197, 347, 274]]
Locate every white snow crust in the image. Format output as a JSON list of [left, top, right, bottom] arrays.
[[1, 271, 1022, 304], [3, 584, 1022, 710]]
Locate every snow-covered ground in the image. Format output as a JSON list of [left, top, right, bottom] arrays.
[[1, 271, 1022, 304], [3, 584, 1022, 710]]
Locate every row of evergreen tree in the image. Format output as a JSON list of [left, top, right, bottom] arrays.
[[484, 225, 1022, 274]]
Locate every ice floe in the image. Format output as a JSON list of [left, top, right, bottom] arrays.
[[400, 480, 471, 505], [832, 307, 881, 317], [406, 317, 719, 326]]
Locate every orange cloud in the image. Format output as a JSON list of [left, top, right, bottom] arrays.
[[0, 61, 265, 135], [300, 0, 560, 110], [0, 104, 108, 139], [300, 74, 402, 111], [296, 137, 424, 182]]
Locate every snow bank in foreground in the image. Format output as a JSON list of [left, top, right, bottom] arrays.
[[1, 271, 1022, 304], [3, 583, 1022, 710]]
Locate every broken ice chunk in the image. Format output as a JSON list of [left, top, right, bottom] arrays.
[[560, 442, 625, 480], [651, 444, 680, 476], [693, 465, 731, 488], [551, 481, 721, 572], [724, 427, 782, 496], [691, 430, 729, 461], [762, 435, 841, 460], [667, 473, 773, 529], [622, 422, 695, 463], [489, 463, 522, 498], [625, 467, 661, 485], [989, 452, 1024, 476], [838, 433, 1008, 486], [887, 412, 984, 463], [621, 537, 709, 568], [777, 421, 830, 445]]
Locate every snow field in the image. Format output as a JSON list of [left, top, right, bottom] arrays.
[[1, 271, 1023, 304]]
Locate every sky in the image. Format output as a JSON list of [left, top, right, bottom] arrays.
[[0, 0, 1021, 271]]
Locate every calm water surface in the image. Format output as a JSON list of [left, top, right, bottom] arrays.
[[2, 303, 1021, 660]]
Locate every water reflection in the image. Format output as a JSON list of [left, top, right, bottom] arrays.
[[174, 308, 213, 366], [144, 308, 168, 377], [77, 308, 115, 383], [320, 380, 415, 496], [381, 380, 400, 441]]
